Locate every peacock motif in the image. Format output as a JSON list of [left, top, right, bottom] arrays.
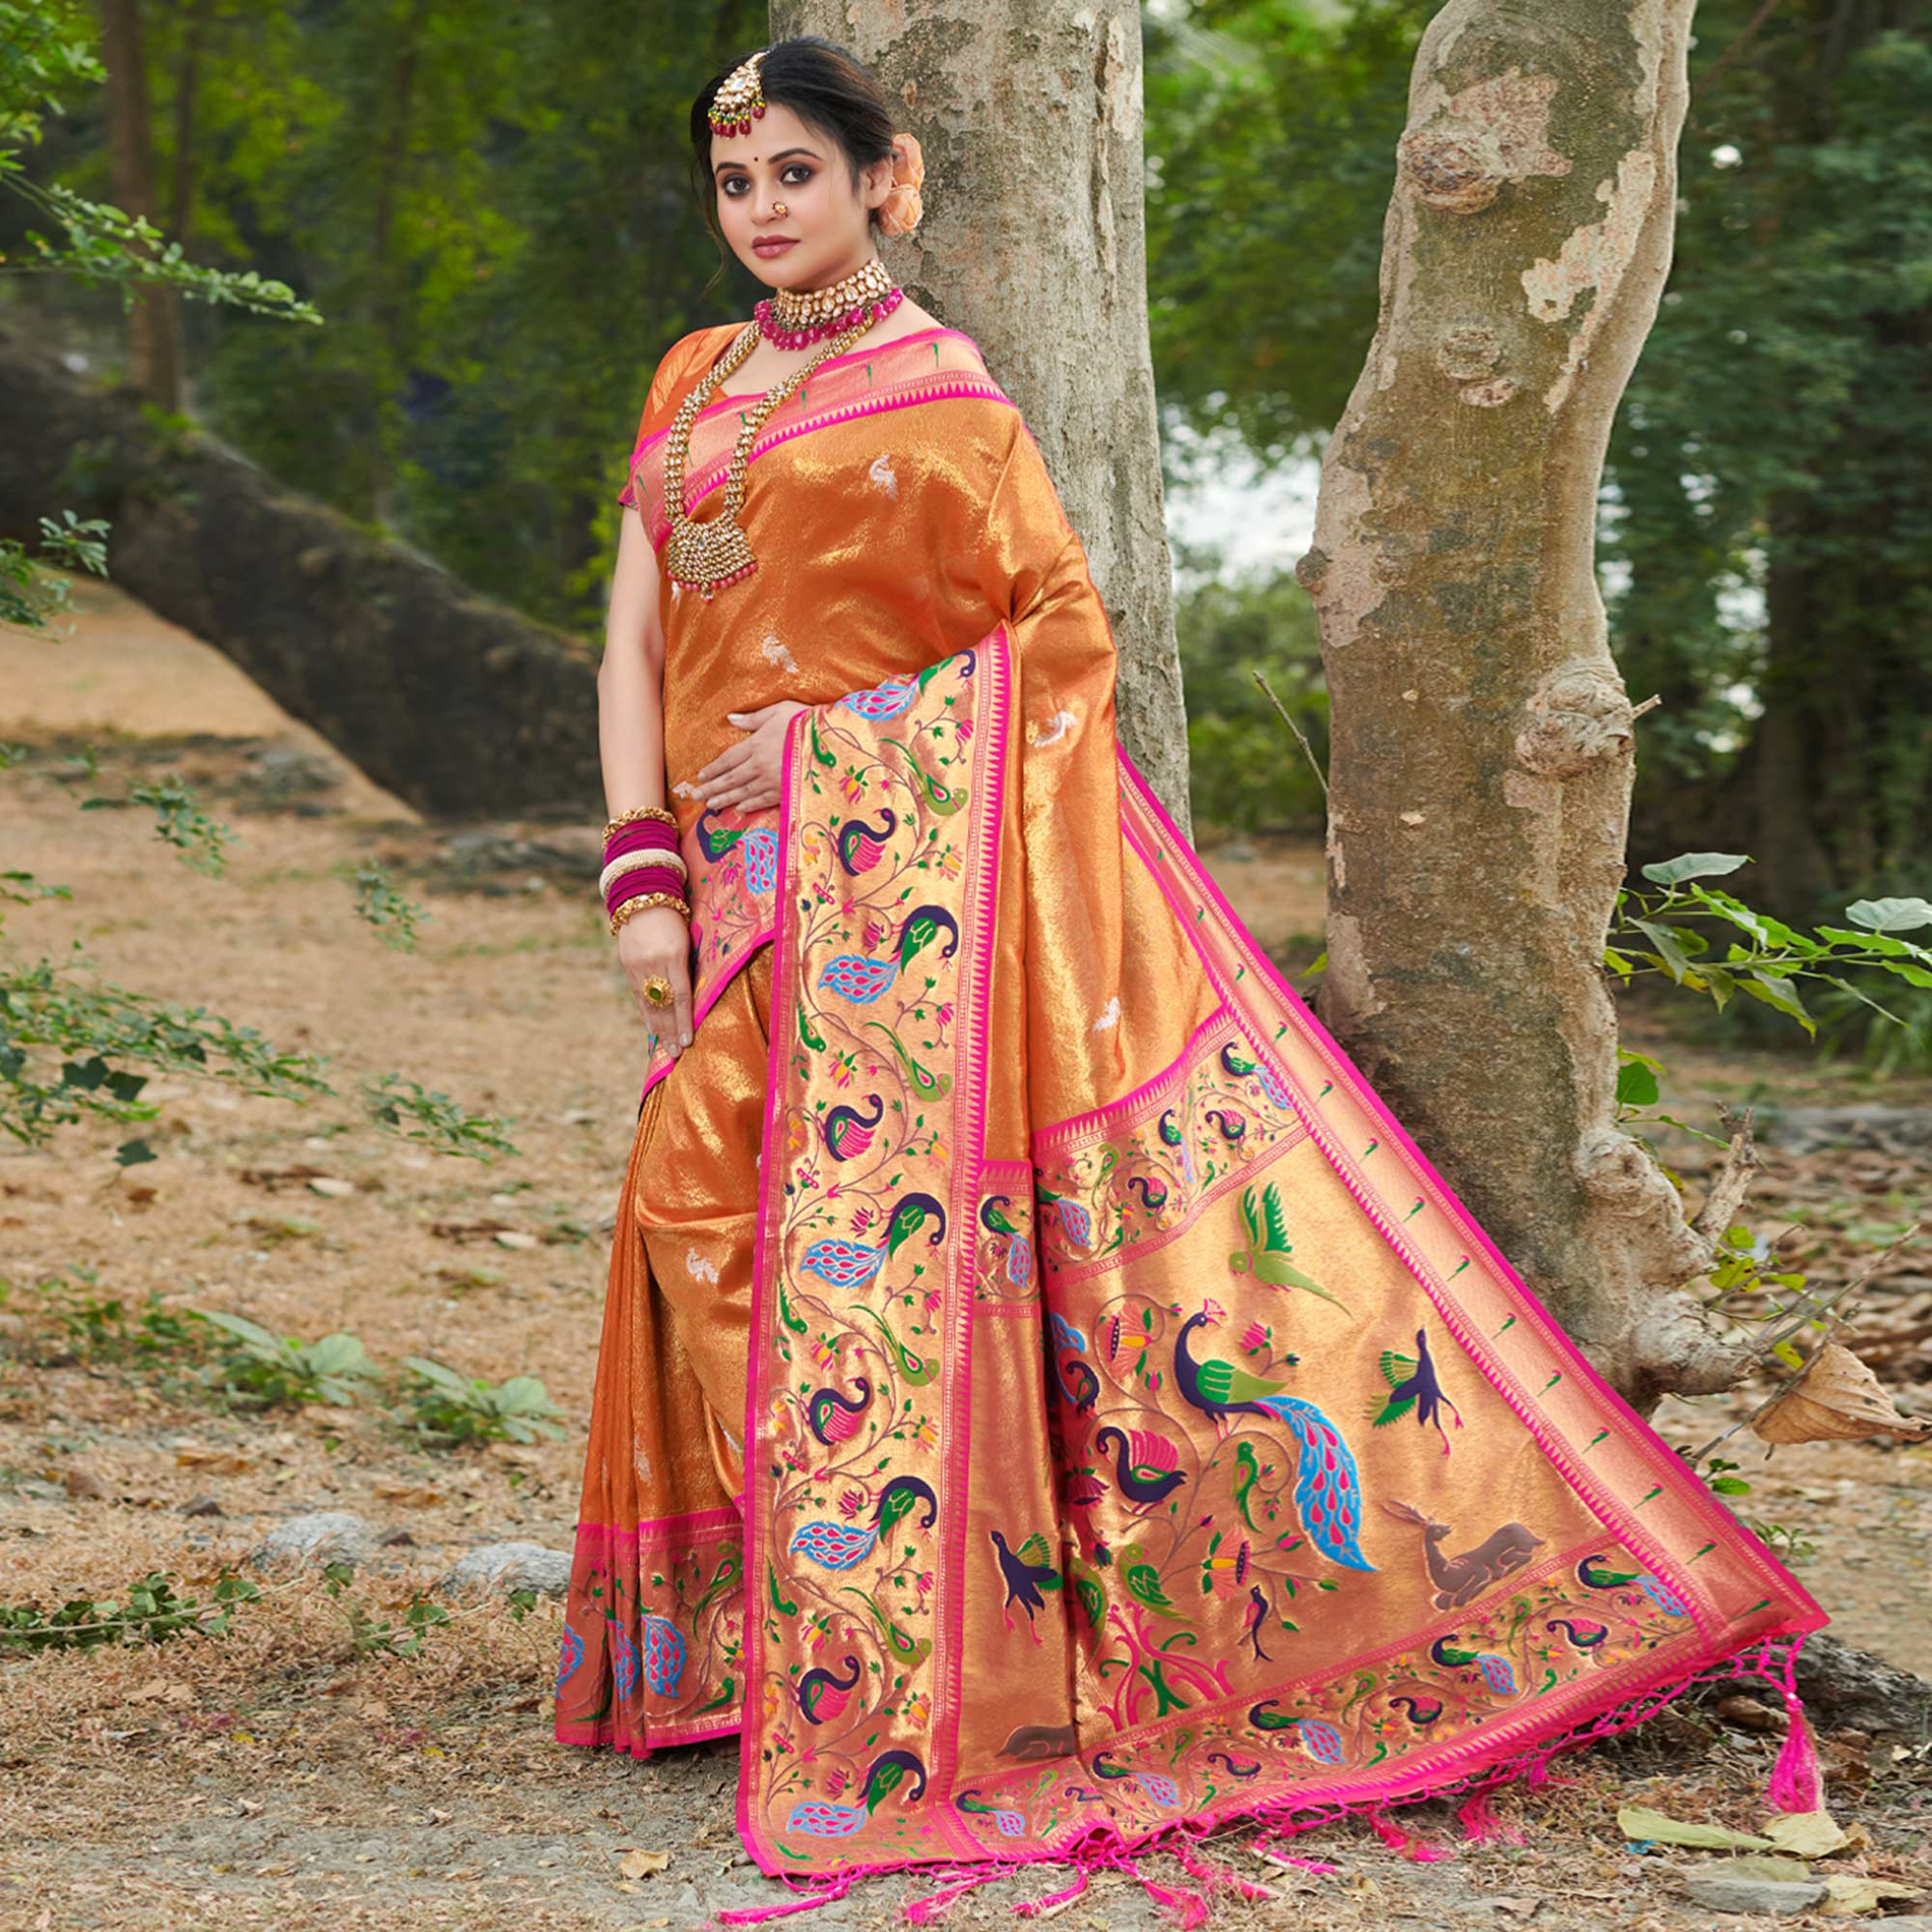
[[784, 1749, 927, 1837], [837, 674, 923, 722], [639, 1611, 686, 1696], [788, 1475, 939, 1571], [1577, 1553, 1690, 1617], [796, 1653, 865, 1724], [805, 1377, 872, 1446], [818, 904, 958, 1004], [1430, 1632, 1519, 1695], [822, 1093, 886, 1160], [1174, 1300, 1377, 1572]]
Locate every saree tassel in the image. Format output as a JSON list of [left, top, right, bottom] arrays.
[[715, 1870, 860, 1924], [1363, 1804, 1454, 1862], [1117, 1857, 1210, 1930], [1010, 1866, 1090, 1918], [1768, 1698, 1824, 1813], [1249, 1813, 1343, 1874], [1168, 1836, 1276, 1902], [901, 1866, 1004, 1922], [1455, 1788, 1524, 1846], [1757, 1629, 1826, 1813]]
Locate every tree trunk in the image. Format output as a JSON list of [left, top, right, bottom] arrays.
[[97, 0, 184, 412], [0, 325, 602, 820], [766, 0, 1191, 838], [1298, 0, 1740, 1407]]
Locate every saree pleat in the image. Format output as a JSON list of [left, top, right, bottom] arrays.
[[558, 321, 1828, 1898]]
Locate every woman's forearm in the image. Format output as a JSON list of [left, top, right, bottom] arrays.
[[599, 512, 670, 817]]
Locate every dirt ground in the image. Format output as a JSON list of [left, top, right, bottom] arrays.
[[0, 582, 1927, 1931]]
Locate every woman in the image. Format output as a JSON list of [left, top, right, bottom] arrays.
[[558, 36, 1827, 1921]]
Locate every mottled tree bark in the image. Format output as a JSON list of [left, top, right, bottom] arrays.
[[767, 0, 1191, 837], [1297, 0, 1742, 1406]]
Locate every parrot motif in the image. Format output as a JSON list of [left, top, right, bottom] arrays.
[[1228, 1180, 1350, 1311]]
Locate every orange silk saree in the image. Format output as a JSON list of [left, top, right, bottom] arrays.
[[556, 322, 1828, 1920]]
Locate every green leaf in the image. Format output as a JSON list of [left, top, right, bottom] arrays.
[[1615, 1060, 1660, 1107], [1844, 896, 1932, 933], [1637, 853, 1750, 887], [1739, 972, 1814, 1033]]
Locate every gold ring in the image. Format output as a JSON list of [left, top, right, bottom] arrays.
[[642, 976, 674, 1007]]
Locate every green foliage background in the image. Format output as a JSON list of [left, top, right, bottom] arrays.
[[5, 0, 1926, 910]]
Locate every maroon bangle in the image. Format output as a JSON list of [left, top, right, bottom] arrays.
[[607, 865, 685, 915], [604, 822, 677, 861]]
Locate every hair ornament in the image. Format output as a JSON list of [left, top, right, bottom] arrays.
[[876, 131, 925, 237], [710, 48, 769, 138]]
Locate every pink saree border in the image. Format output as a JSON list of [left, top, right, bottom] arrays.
[[554, 1510, 748, 1758], [572, 1504, 743, 1548], [642, 376, 1016, 557], [932, 629, 1013, 1827], [732, 628, 1015, 1879], [736, 696, 813, 1873], [1113, 744, 1827, 1648], [704, 326, 982, 406]]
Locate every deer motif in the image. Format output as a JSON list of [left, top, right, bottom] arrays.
[[1380, 1500, 1545, 1609]]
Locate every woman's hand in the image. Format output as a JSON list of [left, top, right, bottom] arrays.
[[694, 700, 812, 813], [617, 904, 694, 1056]]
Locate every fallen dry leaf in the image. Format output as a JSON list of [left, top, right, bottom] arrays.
[[1617, 1804, 1771, 1851], [1759, 1809, 1852, 1858], [1752, 1342, 1932, 1445], [175, 1447, 253, 1475], [618, 1849, 671, 1878], [1819, 1873, 1917, 1916], [373, 1483, 445, 1507]]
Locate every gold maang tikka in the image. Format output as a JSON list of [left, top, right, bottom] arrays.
[[709, 47, 768, 139]]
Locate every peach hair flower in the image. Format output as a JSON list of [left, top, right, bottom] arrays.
[[876, 132, 924, 237]]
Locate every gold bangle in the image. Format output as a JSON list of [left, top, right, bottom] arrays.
[[605, 805, 678, 840], [611, 891, 691, 936]]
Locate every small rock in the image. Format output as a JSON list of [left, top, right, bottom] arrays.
[[1865, 1919, 1932, 1931], [307, 1178, 356, 1199], [246, 1510, 377, 1571], [438, 1541, 572, 1599], [494, 1231, 539, 1251], [1681, 1875, 1828, 1917], [377, 1526, 417, 1548], [182, 1493, 225, 1519], [62, 1466, 109, 1500]]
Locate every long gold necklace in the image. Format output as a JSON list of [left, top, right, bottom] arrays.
[[661, 269, 901, 601]]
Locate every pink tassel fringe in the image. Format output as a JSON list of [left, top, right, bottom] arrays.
[[708, 1632, 1824, 1929]]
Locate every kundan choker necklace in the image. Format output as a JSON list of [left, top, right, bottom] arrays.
[[661, 262, 904, 601], [756, 257, 898, 350]]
